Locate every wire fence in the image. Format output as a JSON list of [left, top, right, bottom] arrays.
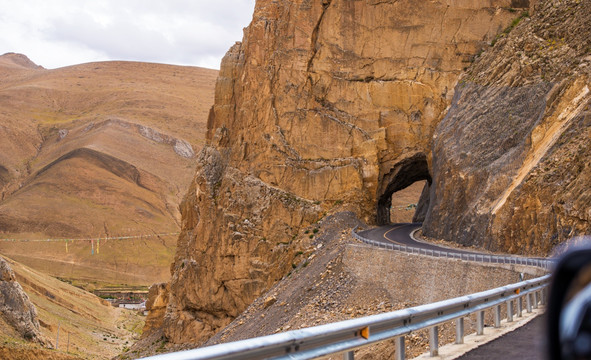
[[0, 232, 179, 243]]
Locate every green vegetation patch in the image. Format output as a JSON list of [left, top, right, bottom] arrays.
[[491, 11, 530, 47]]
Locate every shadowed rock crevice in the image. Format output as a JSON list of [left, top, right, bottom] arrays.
[[377, 153, 431, 225], [0, 165, 8, 186]]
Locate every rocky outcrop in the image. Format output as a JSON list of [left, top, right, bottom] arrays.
[[143, 283, 170, 336], [423, 0, 591, 255], [137, 122, 195, 158], [162, 146, 320, 344], [206, 0, 531, 223], [160, 0, 531, 346], [0, 257, 49, 346]]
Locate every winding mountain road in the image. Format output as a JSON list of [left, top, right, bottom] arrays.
[[356, 223, 551, 268], [358, 223, 478, 255], [358, 223, 551, 359]]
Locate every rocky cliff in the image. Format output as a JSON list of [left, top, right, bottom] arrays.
[[0, 257, 48, 346], [160, 0, 532, 346], [423, 0, 591, 255]]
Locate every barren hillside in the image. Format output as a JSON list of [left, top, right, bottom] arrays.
[[0, 53, 217, 287], [0, 255, 144, 360]]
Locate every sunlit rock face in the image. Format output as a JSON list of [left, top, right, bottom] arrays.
[[161, 0, 530, 345]]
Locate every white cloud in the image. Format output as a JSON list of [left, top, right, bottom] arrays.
[[0, 0, 255, 69]]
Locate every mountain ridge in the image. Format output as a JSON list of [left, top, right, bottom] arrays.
[[0, 53, 217, 288]]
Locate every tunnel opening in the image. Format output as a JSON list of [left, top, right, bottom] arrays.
[[377, 153, 431, 225], [388, 180, 427, 223]]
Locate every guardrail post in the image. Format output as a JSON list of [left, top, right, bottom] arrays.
[[396, 336, 405, 360], [507, 300, 514, 322], [541, 288, 547, 306], [533, 291, 539, 309], [343, 351, 354, 360], [455, 318, 464, 344], [517, 296, 523, 317], [429, 326, 439, 357], [477, 311, 485, 335], [494, 305, 502, 328], [526, 293, 532, 313]]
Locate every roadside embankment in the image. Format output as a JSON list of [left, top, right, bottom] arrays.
[[200, 213, 545, 359]]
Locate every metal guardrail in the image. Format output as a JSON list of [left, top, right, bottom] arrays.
[[140, 274, 551, 360], [139, 229, 554, 360], [351, 229, 555, 270]]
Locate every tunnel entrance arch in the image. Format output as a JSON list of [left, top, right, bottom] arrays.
[[377, 153, 431, 225]]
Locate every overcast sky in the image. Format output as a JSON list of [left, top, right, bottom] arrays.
[[0, 0, 255, 70]]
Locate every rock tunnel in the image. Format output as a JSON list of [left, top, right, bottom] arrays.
[[377, 153, 432, 225]]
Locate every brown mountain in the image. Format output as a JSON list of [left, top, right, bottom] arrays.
[[0, 53, 217, 287], [155, 0, 536, 347], [145, 0, 591, 351]]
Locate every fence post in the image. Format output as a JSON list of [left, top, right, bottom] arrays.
[[429, 326, 439, 357], [477, 311, 485, 335], [526, 293, 533, 313], [56, 321, 60, 349], [456, 318, 464, 344], [494, 305, 502, 328], [396, 336, 405, 360]]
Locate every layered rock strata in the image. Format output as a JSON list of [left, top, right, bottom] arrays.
[[161, 0, 530, 345], [423, 0, 591, 255]]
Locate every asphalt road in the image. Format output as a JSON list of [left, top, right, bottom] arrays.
[[456, 315, 547, 360], [360, 223, 548, 359], [358, 223, 479, 255]]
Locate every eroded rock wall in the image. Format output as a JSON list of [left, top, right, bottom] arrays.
[[423, 0, 591, 255], [161, 0, 528, 346], [0, 258, 48, 346], [207, 0, 529, 215]]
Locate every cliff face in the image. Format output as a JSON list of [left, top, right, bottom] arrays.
[[206, 0, 532, 223], [0, 258, 48, 346], [162, 0, 529, 345], [423, 0, 591, 255]]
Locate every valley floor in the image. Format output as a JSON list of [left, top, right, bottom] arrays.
[[1, 255, 146, 359]]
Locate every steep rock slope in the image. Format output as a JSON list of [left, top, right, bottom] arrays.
[[423, 0, 591, 255], [0, 257, 48, 346], [161, 0, 530, 345], [0, 54, 217, 287], [131, 212, 538, 358], [1, 255, 146, 359]]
